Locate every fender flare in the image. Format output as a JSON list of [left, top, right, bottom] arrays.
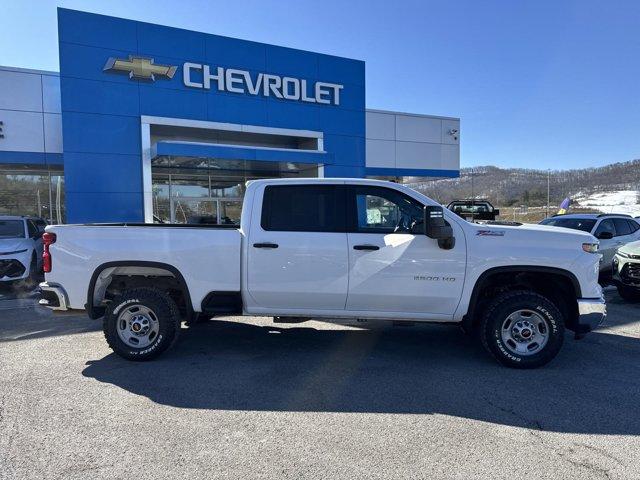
[[85, 261, 192, 319], [462, 265, 582, 331]]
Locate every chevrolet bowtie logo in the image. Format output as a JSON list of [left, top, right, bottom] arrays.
[[103, 56, 177, 81]]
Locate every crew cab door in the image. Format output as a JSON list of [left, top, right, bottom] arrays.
[[345, 185, 466, 317], [246, 183, 349, 311]]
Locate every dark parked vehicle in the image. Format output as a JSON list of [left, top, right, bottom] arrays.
[[447, 200, 500, 221]]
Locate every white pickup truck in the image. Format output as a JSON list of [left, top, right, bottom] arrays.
[[39, 178, 606, 368]]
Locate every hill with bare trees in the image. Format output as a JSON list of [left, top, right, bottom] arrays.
[[408, 159, 640, 209]]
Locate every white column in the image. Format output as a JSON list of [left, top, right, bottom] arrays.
[[140, 121, 153, 223]]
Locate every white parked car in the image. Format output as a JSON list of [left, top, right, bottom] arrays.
[[540, 214, 640, 272], [612, 240, 640, 302], [40, 179, 606, 368], [0, 216, 46, 286]]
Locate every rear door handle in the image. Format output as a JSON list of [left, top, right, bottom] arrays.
[[353, 244, 380, 251], [253, 242, 279, 249]]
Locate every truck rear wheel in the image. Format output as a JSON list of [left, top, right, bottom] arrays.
[[103, 287, 181, 361], [480, 290, 565, 369]]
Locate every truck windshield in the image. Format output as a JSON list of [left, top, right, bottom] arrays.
[[0, 220, 25, 239], [539, 217, 596, 232]]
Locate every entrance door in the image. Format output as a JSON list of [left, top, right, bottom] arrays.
[[345, 185, 466, 317]]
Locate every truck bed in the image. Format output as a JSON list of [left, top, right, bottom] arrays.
[[44, 224, 242, 311]]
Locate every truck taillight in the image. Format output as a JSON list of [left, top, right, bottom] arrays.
[[42, 232, 56, 273]]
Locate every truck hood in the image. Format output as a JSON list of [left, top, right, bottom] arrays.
[[0, 238, 30, 254], [467, 222, 597, 243]]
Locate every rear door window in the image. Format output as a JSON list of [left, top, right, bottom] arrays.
[[613, 218, 632, 237], [261, 185, 345, 232], [594, 219, 616, 237], [626, 219, 640, 233]]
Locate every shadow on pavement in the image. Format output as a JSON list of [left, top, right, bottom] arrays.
[[0, 304, 98, 342], [83, 318, 640, 435]]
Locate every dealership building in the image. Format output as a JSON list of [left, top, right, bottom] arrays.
[[0, 9, 460, 224]]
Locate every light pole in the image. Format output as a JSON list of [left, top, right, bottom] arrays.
[[546, 169, 550, 218], [470, 168, 474, 200]]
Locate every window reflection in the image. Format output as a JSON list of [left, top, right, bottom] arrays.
[[0, 168, 65, 224]]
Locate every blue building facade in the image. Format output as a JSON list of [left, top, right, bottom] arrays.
[[58, 8, 367, 223]]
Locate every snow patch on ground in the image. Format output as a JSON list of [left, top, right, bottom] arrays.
[[574, 190, 640, 216]]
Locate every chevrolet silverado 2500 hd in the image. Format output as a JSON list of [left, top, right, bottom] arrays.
[[39, 179, 606, 368]]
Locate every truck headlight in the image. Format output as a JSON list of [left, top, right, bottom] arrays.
[[582, 243, 599, 253]]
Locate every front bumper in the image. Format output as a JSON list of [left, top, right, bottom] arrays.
[[38, 282, 69, 310], [612, 256, 640, 287], [0, 250, 31, 281], [575, 297, 606, 334]]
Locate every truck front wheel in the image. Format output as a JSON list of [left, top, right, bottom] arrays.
[[480, 290, 565, 368], [103, 287, 181, 361]]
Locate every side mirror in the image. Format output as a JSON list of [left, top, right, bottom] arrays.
[[424, 206, 455, 249], [597, 231, 614, 240]]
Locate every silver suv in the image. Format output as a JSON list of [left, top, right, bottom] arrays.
[[0, 216, 46, 286], [540, 214, 640, 273]]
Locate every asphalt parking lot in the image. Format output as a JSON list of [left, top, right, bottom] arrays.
[[1, 287, 639, 480]]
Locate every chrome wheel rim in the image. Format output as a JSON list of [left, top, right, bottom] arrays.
[[500, 309, 549, 356], [116, 304, 159, 349]]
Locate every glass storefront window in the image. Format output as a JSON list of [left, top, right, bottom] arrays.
[[0, 168, 65, 224], [151, 158, 318, 225], [211, 183, 243, 198], [152, 176, 170, 223], [220, 201, 242, 224], [170, 175, 210, 198]]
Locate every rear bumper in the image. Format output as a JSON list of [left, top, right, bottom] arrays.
[[38, 282, 69, 310], [576, 297, 606, 333]]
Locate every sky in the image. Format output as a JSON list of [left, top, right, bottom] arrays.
[[1, 0, 639, 170]]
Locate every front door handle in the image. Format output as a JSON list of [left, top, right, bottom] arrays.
[[253, 242, 279, 249], [353, 244, 380, 251]]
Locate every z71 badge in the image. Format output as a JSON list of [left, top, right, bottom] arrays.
[[476, 230, 505, 237]]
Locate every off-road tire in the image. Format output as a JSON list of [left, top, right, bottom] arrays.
[[103, 287, 181, 361], [480, 290, 565, 369], [617, 285, 640, 303]]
